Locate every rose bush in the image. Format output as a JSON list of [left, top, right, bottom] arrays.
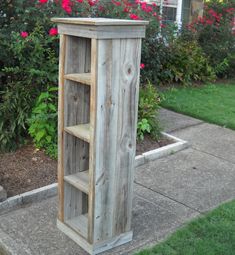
[[0, 0, 233, 153]]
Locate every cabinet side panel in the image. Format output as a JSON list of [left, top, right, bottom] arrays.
[[93, 38, 141, 242], [58, 34, 66, 221], [63, 36, 91, 220]]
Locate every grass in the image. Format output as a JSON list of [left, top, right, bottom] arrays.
[[160, 82, 235, 130], [135, 200, 235, 255]]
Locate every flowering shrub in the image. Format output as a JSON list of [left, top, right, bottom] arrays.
[[0, 24, 58, 151], [0, 0, 232, 152], [185, 0, 235, 78]]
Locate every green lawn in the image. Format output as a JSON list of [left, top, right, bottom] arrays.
[[135, 200, 235, 255], [160, 82, 235, 130]]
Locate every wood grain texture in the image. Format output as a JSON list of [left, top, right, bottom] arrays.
[[64, 170, 89, 194], [52, 17, 148, 26], [88, 38, 98, 244], [64, 73, 91, 86], [63, 36, 91, 224], [91, 38, 142, 242], [57, 24, 146, 39], [58, 34, 66, 222], [64, 124, 90, 143]]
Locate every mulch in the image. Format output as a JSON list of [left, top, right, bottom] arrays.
[[0, 136, 173, 198]]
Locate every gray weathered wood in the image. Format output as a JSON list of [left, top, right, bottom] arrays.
[[54, 18, 147, 255], [52, 17, 149, 26], [91, 38, 141, 242], [57, 23, 146, 39], [63, 36, 91, 224]]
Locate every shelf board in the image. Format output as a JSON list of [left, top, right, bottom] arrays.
[[64, 73, 91, 86], [64, 170, 89, 194], [64, 124, 90, 143], [65, 214, 88, 239]]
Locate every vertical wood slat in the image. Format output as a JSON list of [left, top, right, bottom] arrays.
[[88, 38, 98, 244], [58, 34, 66, 222], [64, 36, 91, 221], [92, 38, 142, 242]]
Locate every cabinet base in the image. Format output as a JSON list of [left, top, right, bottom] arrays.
[[57, 219, 133, 255]]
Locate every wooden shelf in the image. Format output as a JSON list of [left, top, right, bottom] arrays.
[[64, 124, 90, 143], [65, 214, 88, 239], [64, 73, 91, 86], [64, 171, 89, 194]]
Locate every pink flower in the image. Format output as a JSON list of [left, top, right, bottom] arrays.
[[206, 19, 213, 25], [77, 0, 83, 2], [39, 0, 48, 3], [88, 0, 98, 6], [62, 0, 72, 14], [49, 27, 58, 36], [20, 31, 28, 38], [112, 0, 121, 6], [140, 63, 145, 69], [160, 23, 166, 28], [129, 13, 140, 20]]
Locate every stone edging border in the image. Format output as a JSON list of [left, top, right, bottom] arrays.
[[0, 132, 188, 212], [135, 132, 188, 167]]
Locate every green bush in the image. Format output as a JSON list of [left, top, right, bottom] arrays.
[[183, 0, 235, 78], [0, 24, 58, 151], [138, 81, 162, 140], [166, 39, 216, 85], [28, 87, 58, 158]]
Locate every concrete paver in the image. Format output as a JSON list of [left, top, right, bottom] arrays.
[[172, 122, 235, 164], [0, 185, 198, 255], [1, 109, 235, 255]]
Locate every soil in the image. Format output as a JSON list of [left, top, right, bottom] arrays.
[[0, 144, 57, 197], [0, 136, 173, 198], [136, 134, 173, 155]]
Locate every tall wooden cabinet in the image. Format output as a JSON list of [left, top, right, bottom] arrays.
[[52, 17, 148, 255]]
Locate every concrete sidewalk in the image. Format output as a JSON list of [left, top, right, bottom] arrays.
[[1, 108, 235, 255]]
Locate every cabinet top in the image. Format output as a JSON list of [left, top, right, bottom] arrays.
[[51, 17, 149, 26]]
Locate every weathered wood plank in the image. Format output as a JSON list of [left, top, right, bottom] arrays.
[[58, 24, 146, 39], [64, 36, 91, 224], [64, 124, 90, 143], [64, 73, 91, 86], [64, 170, 89, 194], [91, 38, 142, 242], [88, 38, 98, 244], [58, 34, 66, 222], [52, 17, 148, 26]]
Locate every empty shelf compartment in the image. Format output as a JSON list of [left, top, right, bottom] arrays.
[[64, 124, 90, 143], [64, 73, 91, 85], [64, 170, 89, 194], [65, 214, 88, 239]]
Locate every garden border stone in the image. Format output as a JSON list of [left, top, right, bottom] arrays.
[[135, 132, 189, 167], [0, 132, 188, 212], [0, 186, 7, 202]]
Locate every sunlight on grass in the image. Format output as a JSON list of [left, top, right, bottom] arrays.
[[135, 200, 235, 255], [160, 82, 235, 130]]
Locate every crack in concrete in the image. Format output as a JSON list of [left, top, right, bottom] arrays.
[[134, 181, 204, 215], [168, 121, 204, 134]]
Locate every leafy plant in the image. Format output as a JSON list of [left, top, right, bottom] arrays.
[[137, 118, 151, 141], [28, 87, 58, 158], [138, 81, 162, 140], [0, 24, 58, 151]]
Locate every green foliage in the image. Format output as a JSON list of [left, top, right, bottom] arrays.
[[0, 24, 58, 152], [161, 81, 235, 130], [166, 39, 216, 85], [182, 0, 235, 78], [135, 199, 235, 255], [137, 118, 151, 141], [0, 83, 32, 151], [138, 81, 162, 140], [28, 87, 58, 158]]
